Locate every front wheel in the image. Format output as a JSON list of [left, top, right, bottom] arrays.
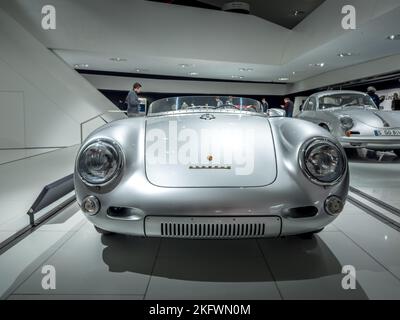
[[298, 228, 324, 239], [94, 226, 115, 235]]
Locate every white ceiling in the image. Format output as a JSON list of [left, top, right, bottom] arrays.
[[1, 0, 400, 86], [150, 0, 326, 29]]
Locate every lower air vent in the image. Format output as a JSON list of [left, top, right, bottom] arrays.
[[145, 216, 281, 239]]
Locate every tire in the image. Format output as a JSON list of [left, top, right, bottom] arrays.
[[319, 124, 330, 132], [394, 150, 400, 158], [298, 228, 324, 239], [94, 226, 115, 235]]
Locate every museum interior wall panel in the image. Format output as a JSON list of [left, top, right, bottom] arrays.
[[82, 74, 289, 96], [0, 91, 25, 149], [0, 7, 123, 149]]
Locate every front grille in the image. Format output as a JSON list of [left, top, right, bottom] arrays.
[[145, 216, 281, 239], [161, 222, 266, 238]]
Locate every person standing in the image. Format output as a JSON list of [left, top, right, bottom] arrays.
[[367, 86, 380, 108], [125, 82, 142, 116], [215, 96, 223, 107], [261, 98, 269, 112], [283, 97, 294, 118], [392, 93, 400, 111]]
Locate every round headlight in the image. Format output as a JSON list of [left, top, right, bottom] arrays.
[[77, 139, 123, 186], [340, 116, 354, 130], [301, 139, 346, 185]]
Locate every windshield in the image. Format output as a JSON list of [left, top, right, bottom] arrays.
[[318, 93, 377, 110], [148, 96, 262, 114]]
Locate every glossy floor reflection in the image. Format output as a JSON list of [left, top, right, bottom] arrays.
[[2, 200, 400, 300], [348, 149, 400, 209]]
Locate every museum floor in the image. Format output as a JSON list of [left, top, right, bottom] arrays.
[[1, 150, 400, 300]]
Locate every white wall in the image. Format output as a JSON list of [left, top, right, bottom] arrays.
[[288, 54, 400, 94], [0, 8, 124, 148], [82, 74, 288, 96]]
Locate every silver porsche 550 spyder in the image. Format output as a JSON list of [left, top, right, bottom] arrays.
[[74, 96, 349, 239], [297, 91, 400, 156]]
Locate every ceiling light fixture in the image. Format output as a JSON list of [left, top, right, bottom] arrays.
[[110, 57, 127, 62], [231, 75, 244, 79], [179, 64, 195, 68], [239, 68, 253, 72], [387, 34, 400, 40], [309, 62, 325, 67], [338, 52, 353, 57], [74, 63, 89, 68], [278, 77, 289, 81], [188, 72, 199, 76]]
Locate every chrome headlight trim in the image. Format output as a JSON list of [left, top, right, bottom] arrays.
[[339, 115, 354, 130], [299, 137, 347, 186], [76, 138, 125, 187]]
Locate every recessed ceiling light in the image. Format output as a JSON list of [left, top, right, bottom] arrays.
[[291, 10, 305, 16], [188, 72, 199, 76], [179, 64, 195, 68], [134, 68, 149, 73], [278, 77, 289, 81], [231, 75, 244, 79], [239, 68, 253, 72], [110, 57, 127, 62], [338, 52, 353, 57], [74, 63, 89, 68], [309, 62, 325, 67], [387, 34, 400, 40], [292, 71, 296, 75]]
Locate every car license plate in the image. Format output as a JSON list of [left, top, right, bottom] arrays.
[[374, 128, 400, 136]]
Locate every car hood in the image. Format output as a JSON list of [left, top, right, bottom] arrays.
[[145, 113, 277, 187], [332, 107, 400, 128]]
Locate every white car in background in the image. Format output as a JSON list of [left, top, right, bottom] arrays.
[[297, 91, 400, 156]]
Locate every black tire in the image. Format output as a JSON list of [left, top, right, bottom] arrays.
[[298, 228, 324, 239], [94, 226, 115, 235], [319, 124, 330, 132], [394, 150, 400, 158]]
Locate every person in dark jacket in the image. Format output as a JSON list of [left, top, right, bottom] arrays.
[[283, 97, 294, 118], [392, 93, 400, 111], [367, 86, 381, 108], [125, 82, 142, 116], [261, 98, 269, 112]]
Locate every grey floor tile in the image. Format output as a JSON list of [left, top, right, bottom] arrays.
[[8, 294, 143, 300], [14, 223, 160, 295], [145, 239, 281, 300], [258, 232, 400, 300]]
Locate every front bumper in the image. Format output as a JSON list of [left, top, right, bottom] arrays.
[[339, 136, 400, 149]]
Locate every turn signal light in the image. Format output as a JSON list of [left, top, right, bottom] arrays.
[[345, 131, 352, 137]]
